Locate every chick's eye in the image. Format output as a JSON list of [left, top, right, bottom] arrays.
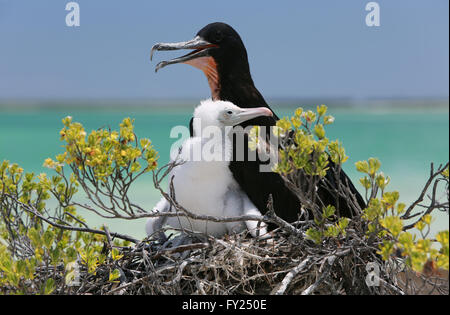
[[227, 110, 233, 115]]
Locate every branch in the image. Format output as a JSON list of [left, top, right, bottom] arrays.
[[6, 193, 139, 244], [273, 256, 313, 295], [402, 162, 449, 221]]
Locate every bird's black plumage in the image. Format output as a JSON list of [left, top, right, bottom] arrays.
[[153, 22, 366, 225]]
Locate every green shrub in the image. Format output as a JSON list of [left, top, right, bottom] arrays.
[[1, 109, 448, 294]]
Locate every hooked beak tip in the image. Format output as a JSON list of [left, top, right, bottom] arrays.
[[263, 108, 274, 117], [154, 61, 164, 73], [150, 44, 160, 61], [155, 60, 175, 73]]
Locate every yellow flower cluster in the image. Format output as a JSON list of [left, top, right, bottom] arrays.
[[47, 116, 159, 181], [357, 157, 449, 272], [266, 105, 346, 178]]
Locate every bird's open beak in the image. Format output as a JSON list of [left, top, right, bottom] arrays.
[[151, 36, 218, 73], [233, 107, 273, 125]]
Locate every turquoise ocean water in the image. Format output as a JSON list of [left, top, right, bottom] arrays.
[[0, 102, 448, 239]]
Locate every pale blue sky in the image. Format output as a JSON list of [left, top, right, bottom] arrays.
[[0, 0, 448, 99]]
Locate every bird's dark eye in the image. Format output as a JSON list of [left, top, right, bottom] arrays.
[[227, 110, 233, 115], [214, 30, 223, 43]]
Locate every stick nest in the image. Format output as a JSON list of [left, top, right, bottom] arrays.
[[48, 227, 448, 295]]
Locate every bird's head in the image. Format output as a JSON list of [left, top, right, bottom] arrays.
[[193, 99, 272, 135], [151, 23, 251, 100]]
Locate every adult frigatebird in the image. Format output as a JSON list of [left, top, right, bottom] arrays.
[[150, 22, 366, 224]]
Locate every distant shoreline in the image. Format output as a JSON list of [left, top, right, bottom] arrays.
[[0, 97, 448, 112]]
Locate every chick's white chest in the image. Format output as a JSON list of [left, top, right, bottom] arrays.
[[168, 137, 235, 235], [172, 159, 232, 217]]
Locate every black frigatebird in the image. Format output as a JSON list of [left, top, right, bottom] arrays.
[[150, 22, 366, 225]]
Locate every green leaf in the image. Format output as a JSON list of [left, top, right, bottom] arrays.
[[16, 260, 27, 276], [338, 218, 350, 232], [276, 117, 292, 131], [306, 228, 322, 244], [109, 268, 121, 283], [324, 225, 340, 238], [441, 166, 449, 178], [291, 116, 302, 129], [322, 205, 335, 219], [381, 191, 400, 210], [397, 202, 406, 215], [28, 227, 43, 249], [375, 172, 390, 190], [111, 248, 124, 261], [398, 232, 414, 253], [44, 278, 55, 295], [50, 247, 61, 264], [355, 161, 369, 174], [294, 107, 303, 117], [314, 124, 325, 139], [43, 230, 55, 249], [316, 104, 327, 117], [378, 240, 395, 261], [62, 116, 73, 127], [380, 216, 403, 238], [415, 220, 426, 232], [359, 176, 371, 189], [422, 214, 433, 225], [368, 157, 381, 176]]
